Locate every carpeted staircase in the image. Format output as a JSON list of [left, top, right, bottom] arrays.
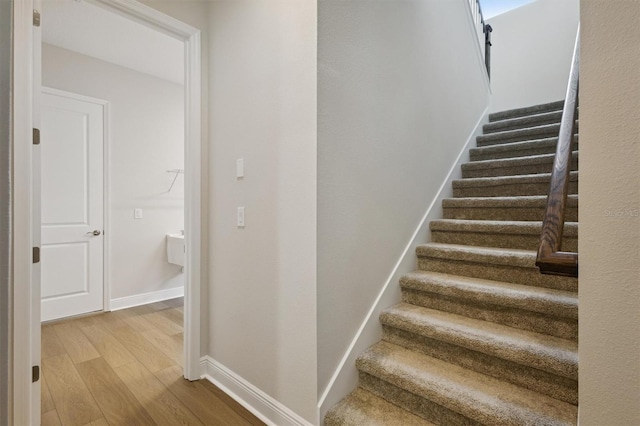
[[325, 100, 579, 426]]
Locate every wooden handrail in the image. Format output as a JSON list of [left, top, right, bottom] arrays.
[[536, 26, 580, 277]]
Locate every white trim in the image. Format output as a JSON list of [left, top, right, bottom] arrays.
[[183, 29, 202, 382], [84, 0, 202, 381], [89, 0, 198, 40], [41, 86, 109, 106], [40, 87, 112, 315], [200, 356, 314, 426], [12, 0, 35, 423], [317, 106, 491, 420], [109, 286, 185, 312], [103, 100, 112, 312]]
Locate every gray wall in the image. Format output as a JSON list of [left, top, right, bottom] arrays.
[[207, 1, 318, 422], [318, 0, 490, 397], [579, 0, 640, 424], [0, 0, 12, 423]]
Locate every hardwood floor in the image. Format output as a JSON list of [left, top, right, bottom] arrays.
[[42, 298, 264, 426]]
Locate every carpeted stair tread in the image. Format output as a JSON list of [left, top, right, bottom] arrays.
[[483, 110, 563, 134], [400, 272, 577, 341], [324, 388, 434, 426], [380, 303, 577, 379], [453, 172, 579, 188], [461, 151, 578, 179], [430, 219, 578, 250], [489, 100, 564, 122], [476, 123, 566, 147], [400, 270, 577, 319], [430, 219, 578, 237], [416, 243, 578, 291], [418, 243, 543, 268], [452, 171, 579, 197], [357, 341, 578, 426], [469, 136, 578, 161], [443, 195, 578, 209], [442, 195, 578, 221]]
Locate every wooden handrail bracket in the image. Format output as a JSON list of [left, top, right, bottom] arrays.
[[536, 26, 580, 278]]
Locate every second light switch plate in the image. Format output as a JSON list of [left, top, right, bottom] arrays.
[[237, 207, 245, 227]]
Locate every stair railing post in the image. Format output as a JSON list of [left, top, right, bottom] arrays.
[[484, 24, 492, 79]]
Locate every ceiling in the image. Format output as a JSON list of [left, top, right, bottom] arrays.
[[42, 0, 184, 84]]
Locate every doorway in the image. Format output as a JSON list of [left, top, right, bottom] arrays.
[[10, 0, 201, 424], [37, 0, 201, 378], [10, 0, 203, 422]]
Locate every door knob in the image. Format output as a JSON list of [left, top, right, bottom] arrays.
[[87, 230, 101, 236]]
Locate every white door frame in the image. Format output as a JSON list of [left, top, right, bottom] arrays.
[[85, 0, 202, 381], [84, 0, 203, 382], [13, 0, 37, 424], [41, 86, 111, 319], [12, 0, 202, 421]]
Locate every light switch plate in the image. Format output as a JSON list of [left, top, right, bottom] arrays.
[[236, 158, 244, 178], [237, 207, 245, 227], [134, 208, 143, 219]]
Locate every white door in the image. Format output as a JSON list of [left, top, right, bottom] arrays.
[[40, 89, 105, 322]]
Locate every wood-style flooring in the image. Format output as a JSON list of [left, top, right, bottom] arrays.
[[41, 298, 265, 426]]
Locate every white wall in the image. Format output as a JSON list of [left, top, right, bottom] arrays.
[[579, 1, 640, 424], [42, 44, 185, 302], [207, 1, 318, 423], [487, 0, 580, 112], [318, 0, 490, 407]]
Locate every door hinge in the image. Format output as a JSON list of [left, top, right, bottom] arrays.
[[33, 247, 40, 264], [33, 128, 40, 145], [33, 10, 41, 27], [32, 365, 40, 383]]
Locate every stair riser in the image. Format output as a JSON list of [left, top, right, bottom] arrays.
[[323, 389, 434, 426], [323, 415, 340, 426], [380, 308, 577, 380], [489, 101, 564, 122], [483, 112, 563, 134], [358, 373, 478, 426], [383, 326, 578, 405], [470, 137, 578, 161], [442, 205, 579, 222], [461, 155, 578, 179], [417, 257, 578, 291], [453, 180, 578, 198], [401, 289, 577, 340], [477, 127, 562, 148], [431, 230, 578, 251], [471, 143, 557, 161]]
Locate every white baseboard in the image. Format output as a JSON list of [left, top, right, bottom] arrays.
[[109, 286, 184, 311], [200, 356, 314, 426], [317, 106, 490, 420]]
